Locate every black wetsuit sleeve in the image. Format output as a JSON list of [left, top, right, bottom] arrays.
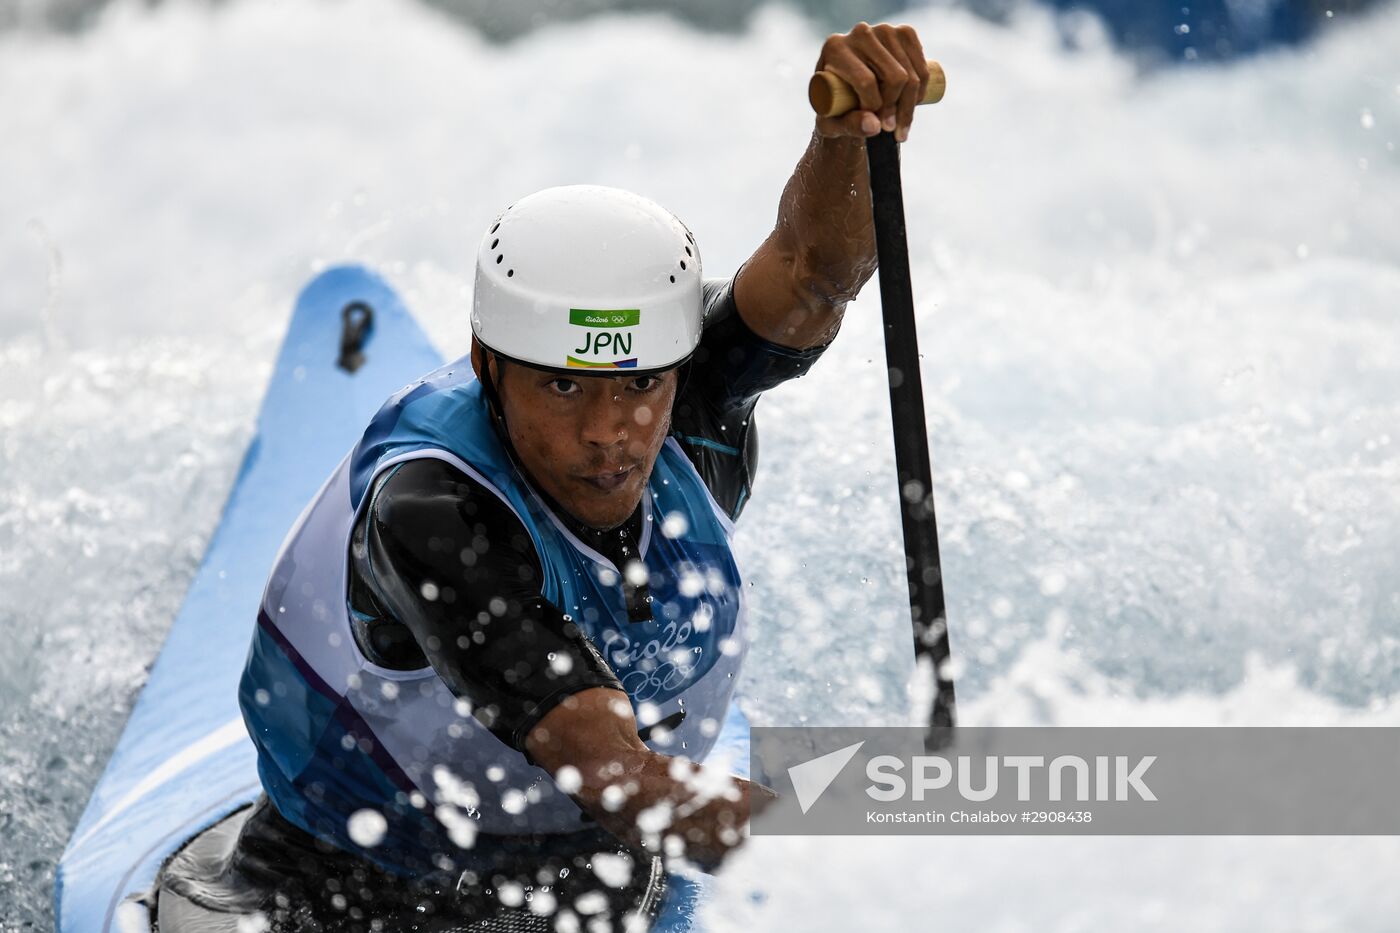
[[671, 276, 830, 521], [350, 458, 622, 754]]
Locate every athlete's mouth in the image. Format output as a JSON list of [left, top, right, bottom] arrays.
[[577, 466, 635, 492]]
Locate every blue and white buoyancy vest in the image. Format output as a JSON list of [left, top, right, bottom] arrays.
[[238, 358, 747, 874]]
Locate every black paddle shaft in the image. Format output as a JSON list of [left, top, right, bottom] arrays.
[[865, 130, 956, 730]]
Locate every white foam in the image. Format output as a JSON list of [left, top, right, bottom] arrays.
[[2, 0, 1398, 928]]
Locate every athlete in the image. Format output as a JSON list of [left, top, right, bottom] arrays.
[[221, 22, 933, 933]]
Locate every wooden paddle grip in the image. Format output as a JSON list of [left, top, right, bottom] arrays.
[[808, 60, 946, 117]]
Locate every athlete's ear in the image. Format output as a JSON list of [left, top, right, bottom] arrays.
[[470, 337, 487, 380], [471, 338, 506, 399]]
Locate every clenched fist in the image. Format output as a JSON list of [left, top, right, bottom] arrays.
[[814, 22, 931, 142]]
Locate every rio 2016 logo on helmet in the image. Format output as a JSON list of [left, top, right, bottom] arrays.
[[471, 186, 703, 375]]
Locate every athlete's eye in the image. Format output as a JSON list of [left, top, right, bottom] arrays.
[[631, 375, 660, 393], [547, 378, 580, 395]]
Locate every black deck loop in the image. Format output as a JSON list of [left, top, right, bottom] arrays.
[[337, 301, 374, 373]]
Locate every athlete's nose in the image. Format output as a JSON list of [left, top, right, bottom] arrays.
[[578, 386, 628, 450]]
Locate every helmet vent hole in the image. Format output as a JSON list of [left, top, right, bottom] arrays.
[[684, 246, 692, 257], [496, 254, 503, 265], [679, 260, 686, 271], [491, 238, 499, 249], [507, 269, 515, 277], [669, 275, 675, 284], [490, 222, 500, 234]]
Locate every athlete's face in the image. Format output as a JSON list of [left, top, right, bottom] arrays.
[[488, 353, 678, 530]]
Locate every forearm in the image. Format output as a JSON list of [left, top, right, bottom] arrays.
[[526, 689, 777, 868], [779, 129, 879, 308], [735, 131, 877, 350], [574, 748, 776, 869]]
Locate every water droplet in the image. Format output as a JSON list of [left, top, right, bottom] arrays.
[[347, 808, 388, 847]]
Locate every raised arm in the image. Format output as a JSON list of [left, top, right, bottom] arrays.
[[734, 22, 930, 350]]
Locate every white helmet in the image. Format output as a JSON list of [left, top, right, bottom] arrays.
[[472, 185, 703, 375]]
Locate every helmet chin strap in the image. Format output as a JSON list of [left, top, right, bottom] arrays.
[[478, 351, 511, 436], [479, 355, 563, 521], [480, 353, 549, 504], [674, 358, 693, 402]]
